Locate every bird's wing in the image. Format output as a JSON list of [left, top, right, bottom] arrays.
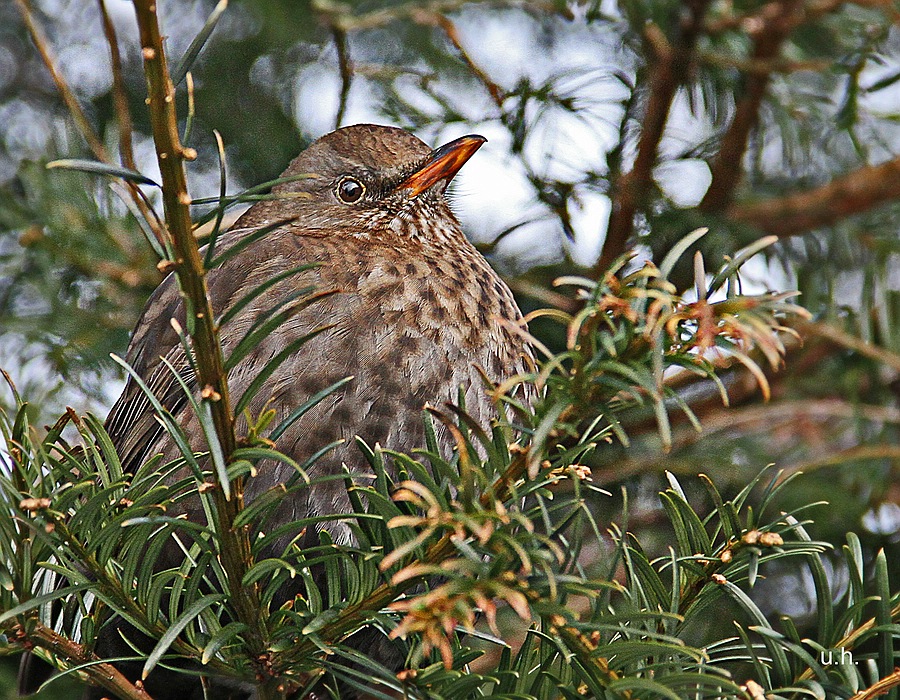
[[105, 274, 193, 473], [105, 227, 330, 474]]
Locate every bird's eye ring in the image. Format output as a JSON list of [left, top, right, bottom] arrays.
[[336, 177, 365, 204]]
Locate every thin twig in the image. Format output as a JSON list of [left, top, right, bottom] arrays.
[[98, 0, 134, 170], [14, 0, 108, 161], [593, 398, 900, 484], [332, 26, 352, 129], [313, 0, 561, 33], [797, 597, 900, 685], [701, 0, 883, 212], [507, 278, 580, 314], [17, 0, 166, 251], [698, 50, 830, 75], [434, 13, 505, 109], [705, 0, 900, 34], [97, 0, 167, 250], [801, 319, 900, 372], [790, 444, 900, 473]]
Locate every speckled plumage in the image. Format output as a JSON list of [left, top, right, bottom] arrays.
[[73, 124, 532, 700], [106, 126, 531, 546]]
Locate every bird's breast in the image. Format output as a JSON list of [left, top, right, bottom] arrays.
[[273, 231, 530, 428], [352, 242, 523, 365]]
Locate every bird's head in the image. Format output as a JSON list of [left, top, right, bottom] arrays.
[[241, 124, 485, 240]]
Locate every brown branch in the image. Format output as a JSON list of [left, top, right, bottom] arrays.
[[801, 319, 900, 372], [131, 0, 267, 687], [332, 26, 352, 129], [313, 0, 561, 33], [706, 0, 900, 34], [700, 1, 804, 212], [14, 0, 108, 161], [20, 622, 151, 700], [726, 154, 900, 237], [97, 0, 167, 251], [98, 0, 134, 171], [701, 0, 892, 211], [797, 594, 900, 685], [433, 13, 505, 109], [790, 444, 900, 473], [591, 313, 900, 484], [698, 50, 830, 75], [596, 2, 711, 275], [850, 668, 900, 700], [507, 278, 580, 314], [17, 0, 166, 252], [594, 398, 900, 484]]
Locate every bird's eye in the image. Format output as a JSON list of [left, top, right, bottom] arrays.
[[336, 177, 365, 204]]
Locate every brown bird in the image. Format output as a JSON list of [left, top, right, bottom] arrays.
[[67, 124, 532, 698], [107, 124, 531, 547]]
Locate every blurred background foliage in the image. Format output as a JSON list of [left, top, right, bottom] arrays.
[[2, 0, 900, 695]]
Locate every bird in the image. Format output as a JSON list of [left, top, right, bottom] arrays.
[[22, 124, 532, 699]]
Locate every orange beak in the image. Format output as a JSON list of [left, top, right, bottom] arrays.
[[399, 134, 487, 197]]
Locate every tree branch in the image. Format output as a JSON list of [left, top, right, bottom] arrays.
[[705, 0, 900, 34], [433, 13, 505, 110], [98, 0, 135, 172], [19, 622, 151, 700], [312, 0, 562, 33], [332, 26, 352, 129], [16, 0, 166, 250], [14, 0, 108, 162], [97, 0, 167, 250], [698, 49, 829, 75], [726, 154, 900, 237], [700, 0, 803, 211], [596, 1, 711, 275], [849, 667, 900, 700], [131, 0, 268, 683], [801, 319, 900, 372]]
